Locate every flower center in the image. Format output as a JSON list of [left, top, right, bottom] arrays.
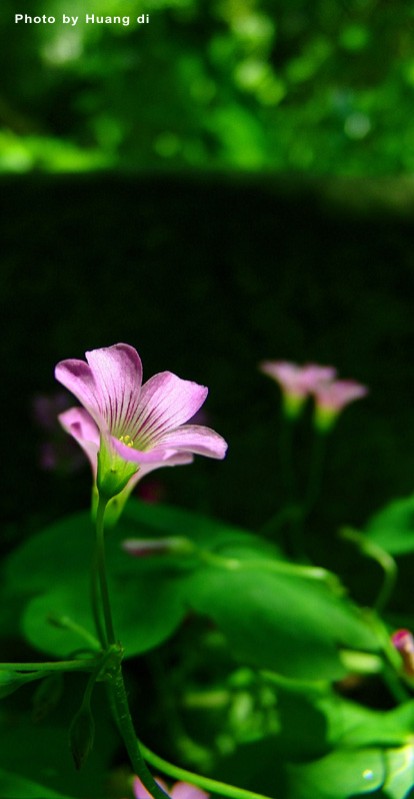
[[119, 434, 134, 448]]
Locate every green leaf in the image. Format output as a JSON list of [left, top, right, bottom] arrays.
[[0, 769, 75, 799], [289, 742, 414, 799], [366, 494, 414, 554], [286, 695, 414, 798], [288, 748, 385, 798], [0, 669, 49, 699], [2, 502, 284, 660], [184, 565, 378, 680], [21, 575, 184, 660], [0, 683, 116, 798], [384, 744, 414, 799], [4, 500, 378, 680]]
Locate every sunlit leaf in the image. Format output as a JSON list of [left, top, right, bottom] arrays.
[[4, 500, 378, 680]]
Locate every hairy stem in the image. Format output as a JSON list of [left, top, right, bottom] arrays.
[[110, 669, 171, 799]]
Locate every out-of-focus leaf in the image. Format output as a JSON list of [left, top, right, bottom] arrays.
[[0, 669, 49, 699], [0, 769, 75, 799], [288, 748, 385, 798], [5, 500, 378, 680], [185, 565, 378, 680], [366, 494, 414, 554]]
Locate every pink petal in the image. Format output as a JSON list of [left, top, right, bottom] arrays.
[[314, 380, 368, 412], [158, 425, 228, 459], [55, 359, 102, 426], [132, 372, 208, 446], [55, 344, 142, 435], [111, 425, 227, 463], [300, 364, 337, 391], [260, 361, 337, 397], [133, 777, 169, 799], [58, 407, 100, 475], [171, 783, 209, 799], [122, 451, 194, 479]]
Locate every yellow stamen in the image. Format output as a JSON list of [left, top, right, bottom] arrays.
[[119, 434, 134, 448]]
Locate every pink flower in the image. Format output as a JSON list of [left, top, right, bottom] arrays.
[[32, 391, 86, 473], [260, 361, 337, 418], [55, 344, 227, 503], [312, 379, 368, 431], [260, 360, 368, 429], [132, 777, 208, 799]]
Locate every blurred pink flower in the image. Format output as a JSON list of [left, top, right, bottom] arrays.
[[137, 478, 165, 504], [312, 379, 368, 431], [55, 344, 227, 502], [260, 360, 367, 429], [132, 777, 208, 799], [260, 361, 337, 418], [31, 392, 85, 473], [122, 536, 195, 558]]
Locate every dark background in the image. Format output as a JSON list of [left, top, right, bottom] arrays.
[[2, 173, 414, 565], [3, 0, 414, 569]]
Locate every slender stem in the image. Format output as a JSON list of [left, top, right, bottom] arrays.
[[280, 415, 296, 503], [0, 659, 99, 673], [91, 544, 108, 648], [110, 669, 171, 799], [340, 528, 398, 613], [364, 611, 413, 701], [141, 743, 276, 799], [280, 413, 310, 560], [95, 495, 116, 646], [48, 614, 101, 650], [96, 491, 170, 799], [259, 504, 301, 537], [304, 430, 327, 514]]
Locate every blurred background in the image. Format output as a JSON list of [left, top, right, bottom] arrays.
[[2, 0, 414, 568]]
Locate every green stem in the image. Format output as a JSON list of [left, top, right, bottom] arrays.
[[365, 611, 412, 702], [95, 495, 116, 645], [0, 659, 99, 673], [110, 669, 171, 799], [280, 415, 296, 503], [141, 743, 276, 799], [340, 528, 398, 613], [48, 614, 101, 650], [91, 544, 108, 649], [304, 430, 327, 514], [95, 492, 170, 799], [259, 504, 301, 537]]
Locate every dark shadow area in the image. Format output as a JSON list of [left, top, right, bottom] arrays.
[[2, 173, 414, 562]]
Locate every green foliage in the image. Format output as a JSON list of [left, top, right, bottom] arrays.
[[366, 493, 414, 555], [0, 682, 117, 798], [0, 769, 75, 799], [2, 0, 414, 173], [0, 669, 50, 699], [3, 499, 378, 681], [216, 686, 414, 799]]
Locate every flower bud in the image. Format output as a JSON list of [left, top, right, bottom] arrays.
[[392, 629, 414, 677], [69, 703, 95, 770]]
